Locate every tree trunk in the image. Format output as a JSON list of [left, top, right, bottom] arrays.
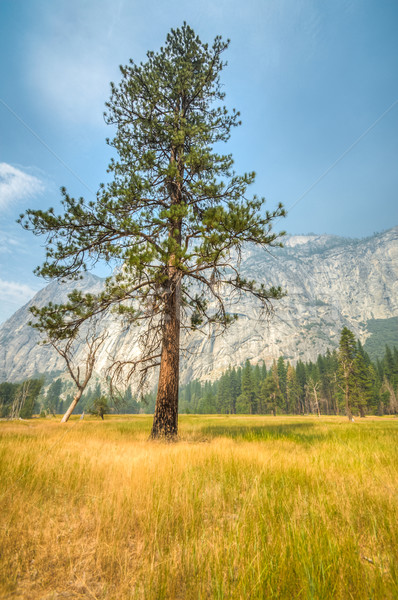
[[150, 277, 181, 440], [315, 392, 320, 417], [60, 389, 83, 423], [345, 383, 354, 421]]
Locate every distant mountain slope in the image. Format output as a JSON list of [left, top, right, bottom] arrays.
[[363, 317, 398, 361], [1, 227, 397, 383]]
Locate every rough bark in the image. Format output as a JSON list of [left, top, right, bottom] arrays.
[[150, 276, 181, 440]]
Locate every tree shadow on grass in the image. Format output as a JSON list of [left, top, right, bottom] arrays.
[[199, 422, 332, 446]]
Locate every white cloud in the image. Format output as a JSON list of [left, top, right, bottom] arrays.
[[0, 230, 25, 255], [0, 164, 45, 211], [0, 278, 39, 305], [0, 278, 43, 324]]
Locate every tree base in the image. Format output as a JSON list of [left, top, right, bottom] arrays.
[[149, 429, 179, 442]]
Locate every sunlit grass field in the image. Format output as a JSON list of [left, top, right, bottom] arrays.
[[0, 415, 397, 599]]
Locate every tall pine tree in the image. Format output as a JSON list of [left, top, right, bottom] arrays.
[[21, 24, 285, 439], [338, 327, 357, 421]]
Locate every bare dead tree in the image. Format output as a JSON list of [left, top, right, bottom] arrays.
[[9, 380, 31, 420], [382, 378, 398, 415], [305, 378, 321, 417], [39, 318, 109, 423]]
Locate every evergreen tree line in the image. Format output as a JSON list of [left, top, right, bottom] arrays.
[[0, 375, 153, 419], [0, 379, 43, 419], [179, 329, 398, 417], [40, 381, 145, 417]]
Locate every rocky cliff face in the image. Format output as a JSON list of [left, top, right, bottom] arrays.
[[1, 227, 397, 384]]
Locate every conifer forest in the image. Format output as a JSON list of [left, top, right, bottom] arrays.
[[1, 328, 397, 420], [178, 329, 398, 418]]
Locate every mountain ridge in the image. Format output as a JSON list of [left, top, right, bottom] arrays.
[[1, 227, 397, 384]]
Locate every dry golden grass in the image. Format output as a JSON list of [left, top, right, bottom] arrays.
[[0, 415, 397, 599]]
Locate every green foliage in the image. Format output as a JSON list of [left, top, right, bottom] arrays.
[[0, 379, 43, 419], [88, 396, 111, 419], [19, 23, 286, 404], [286, 364, 300, 414], [337, 327, 357, 418], [0, 383, 14, 417], [19, 380, 43, 419], [22, 329, 394, 419], [237, 360, 256, 414], [178, 334, 398, 418], [260, 374, 282, 416], [115, 386, 141, 414], [44, 378, 63, 415], [353, 341, 373, 416], [363, 317, 398, 361]]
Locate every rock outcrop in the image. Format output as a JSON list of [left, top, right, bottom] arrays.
[[1, 227, 397, 383]]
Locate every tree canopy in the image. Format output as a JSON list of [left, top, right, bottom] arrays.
[[20, 23, 286, 438]]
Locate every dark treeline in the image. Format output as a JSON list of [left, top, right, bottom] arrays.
[[0, 377, 148, 418], [179, 331, 398, 417], [41, 381, 146, 417], [0, 379, 43, 419]]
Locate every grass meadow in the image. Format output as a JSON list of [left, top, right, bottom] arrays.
[[0, 415, 397, 599]]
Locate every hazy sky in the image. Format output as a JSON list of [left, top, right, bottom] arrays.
[[1, 0, 397, 323]]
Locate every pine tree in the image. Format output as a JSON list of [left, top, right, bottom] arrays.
[[337, 327, 357, 421], [319, 349, 339, 415], [317, 354, 330, 414], [353, 341, 373, 417], [216, 372, 230, 413], [260, 360, 267, 381], [18, 379, 43, 419], [380, 346, 398, 414], [4, 379, 43, 419], [286, 364, 300, 414], [383, 346, 395, 382], [237, 360, 256, 413], [295, 360, 307, 414], [252, 363, 262, 412], [20, 23, 285, 439], [393, 348, 398, 379], [44, 378, 63, 415], [277, 356, 287, 410], [229, 367, 240, 414], [88, 396, 110, 419], [260, 374, 280, 416], [198, 389, 217, 414]]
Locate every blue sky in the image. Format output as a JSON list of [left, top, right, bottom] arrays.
[[0, 0, 397, 323]]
